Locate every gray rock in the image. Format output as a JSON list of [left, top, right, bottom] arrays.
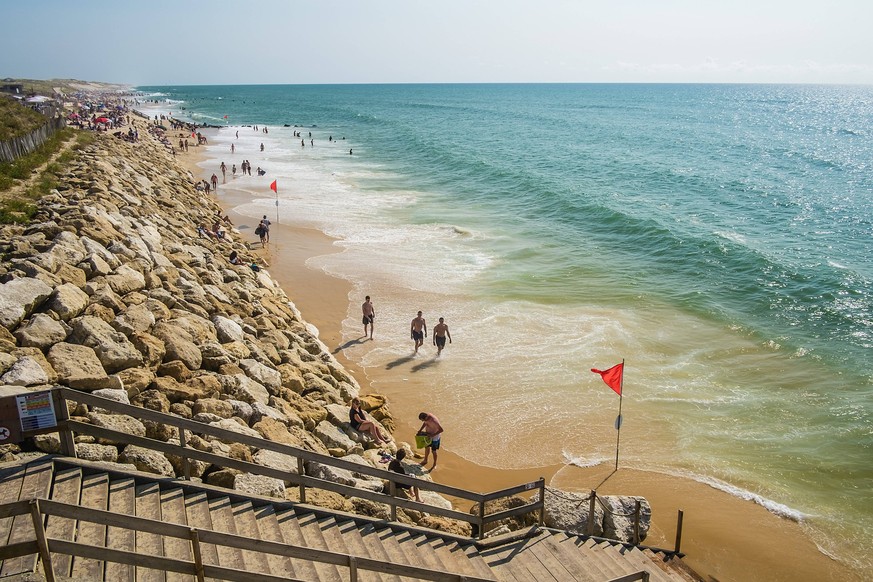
[[0, 278, 53, 329], [252, 449, 300, 483], [0, 356, 51, 386], [221, 374, 269, 405], [212, 315, 244, 343], [192, 412, 223, 424], [76, 443, 119, 463], [233, 473, 285, 499], [601, 495, 651, 543], [536, 486, 605, 537], [68, 315, 144, 373], [305, 459, 357, 487], [14, 313, 68, 349], [191, 398, 234, 418], [111, 303, 156, 336], [249, 402, 289, 426], [239, 358, 282, 393], [45, 283, 89, 321], [87, 412, 146, 444], [227, 400, 253, 423], [208, 418, 262, 443], [118, 444, 174, 476], [314, 420, 358, 451]]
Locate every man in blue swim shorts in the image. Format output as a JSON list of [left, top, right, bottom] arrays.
[[417, 411, 443, 471]]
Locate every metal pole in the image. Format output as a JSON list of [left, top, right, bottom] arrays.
[[614, 359, 626, 471]]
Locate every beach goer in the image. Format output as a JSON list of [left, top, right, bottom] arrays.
[[433, 317, 452, 356], [231, 143, 235, 153], [211, 173, 218, 190], [220, 162, 226, 182], [411, 311, 427, 354], [261, 215, 271, 243], [362, 295, 375, 339], [349, 148, 353, 155], [388, 449, 421, 502], [417, 412, 443, 471], [260, 143, 264, 152], [232, 164, 237, 177], [255, 220, 267, 247], [229, 250, 240, 265], [349, 398, 387, 445]]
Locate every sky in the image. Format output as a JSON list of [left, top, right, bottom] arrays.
[[2, 0, 871, 86]]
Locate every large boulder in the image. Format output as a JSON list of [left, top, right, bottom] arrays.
[[212, 315, 244, 343], [118, 445, 174, 477], [601, 495, 651, 543], [233, 473, 285, 499], [47, 342, 113, 390], [152, 322, 201, 370], [536, 487, 605, 537], [68, 315, 144, 373], [314, 420, 360, 452], [106, 264, 146, 296], [221, 373, 269, 405], [45, 283, 89, 321], [14, 314, 68, 349], [87, 412, 146, 445], [239, 359, 282, 393], [0, 278, 53, 329], [0, 356, 53, 386]]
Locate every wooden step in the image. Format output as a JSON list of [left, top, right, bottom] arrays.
[[270, 507, 321, 581], [183, 491, 221, 582], [229, 500, 271, 575], [206, 496, 247, 572], [394, 531, 448, 574], [44, 466, 82, 578], [0, 459, 54, 577], [0, 463, 27, 554], [135, 482, 167, 582], [518, 533, 577, 582], [104, 477, 136, 582], [478, 538, 538, 582], [70, 472, 109, 581], [283, 510, 344, 582], [538, 533, 605, 582], [250, 504, 300, 579], [585, 539, 627, 579], [461, 542, 501, 581], [427, 538, 484, 579], [333, 519, 394, 582], [160, 487, 194, 582]]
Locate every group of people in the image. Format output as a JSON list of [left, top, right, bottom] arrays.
[[362, 297, 452, 356], [254, 215, 271, 247], [349, 397, 444, 501]]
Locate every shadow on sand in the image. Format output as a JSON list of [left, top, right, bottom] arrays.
[[333, 336, 369, 355], [411, 358, 440, 373], [385, 355, 416, 370]]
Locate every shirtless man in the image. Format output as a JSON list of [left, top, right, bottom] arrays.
[[362, 296, 375, 339], [211, 173, 218, 190], [411, 311, 427, 354], [220, 162, 227, 183], [432, 317, 452, 356], [417, 412, 443, 471]]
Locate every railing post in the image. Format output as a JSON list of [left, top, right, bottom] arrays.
[[348, 555, 358, 582], [29, 500, 55, 582], [478, 498, 486, 540], [297, 457, 306, 503], [179, 427, 191, 480], [189, 528, 205, 582], [54, 390, 76, 458], [587, 490, 596, 536], [538, 477, 545, 527], [389, 481, 397, 522], [674, 509, 684, 554], [633, 500, 641, 545]]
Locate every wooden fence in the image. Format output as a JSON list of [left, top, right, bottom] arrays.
[[0, 116, 66, 163]]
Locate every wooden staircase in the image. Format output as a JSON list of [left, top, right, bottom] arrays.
[[0, 457, 698, 582]]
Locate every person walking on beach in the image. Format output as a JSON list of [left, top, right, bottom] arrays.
[[349, 398, 388, 445], [211, 173, 218, 190], [417, 411, 443, 471], [255, 220, 267, 247], [220, 162, 227, 183], [433, 317, 452, 356], [362, 296, 375, 339], [411, 311, 427, 354], [261, 215, 271, 243], [231, 143, 235, 153]]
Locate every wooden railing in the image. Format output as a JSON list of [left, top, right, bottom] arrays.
[[50, 387, 545, 540], [0, 497, 495, 582]]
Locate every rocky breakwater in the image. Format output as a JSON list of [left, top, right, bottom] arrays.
[[0, 127, 463, 531]]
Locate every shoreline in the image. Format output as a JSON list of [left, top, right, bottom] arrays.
[[173, 124, 861, 582]]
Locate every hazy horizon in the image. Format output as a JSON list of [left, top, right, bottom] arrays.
[[1, 0, 871, 86]]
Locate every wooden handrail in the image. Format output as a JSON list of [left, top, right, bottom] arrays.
[[53, 387, 544, 534], [0, 496, 495, 582]]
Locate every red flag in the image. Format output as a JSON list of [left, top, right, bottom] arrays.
[[591, 362, 623, 395], [270, 180, 277, 193]]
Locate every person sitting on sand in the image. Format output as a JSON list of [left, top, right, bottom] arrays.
[[349, 397, 388, 445], [388, 449, 421, 502]]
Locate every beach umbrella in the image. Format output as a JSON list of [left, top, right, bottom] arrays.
[[95, 117, 110, 123], [68, 113, 79, 119]]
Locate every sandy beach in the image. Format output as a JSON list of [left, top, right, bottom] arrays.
[[170, 123, 860, 582]]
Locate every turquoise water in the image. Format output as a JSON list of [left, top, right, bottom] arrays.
[[139, 84, 873, 570]]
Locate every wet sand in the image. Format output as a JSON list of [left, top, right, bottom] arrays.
[[173, 127, 861, 582]]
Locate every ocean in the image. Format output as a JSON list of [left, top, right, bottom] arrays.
[[138, 83, 873, 571]]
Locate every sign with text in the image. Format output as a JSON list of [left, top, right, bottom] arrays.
[[16, 391, 57, 432]]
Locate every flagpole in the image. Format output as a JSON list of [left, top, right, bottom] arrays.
[[614, 359, 625, 471]]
